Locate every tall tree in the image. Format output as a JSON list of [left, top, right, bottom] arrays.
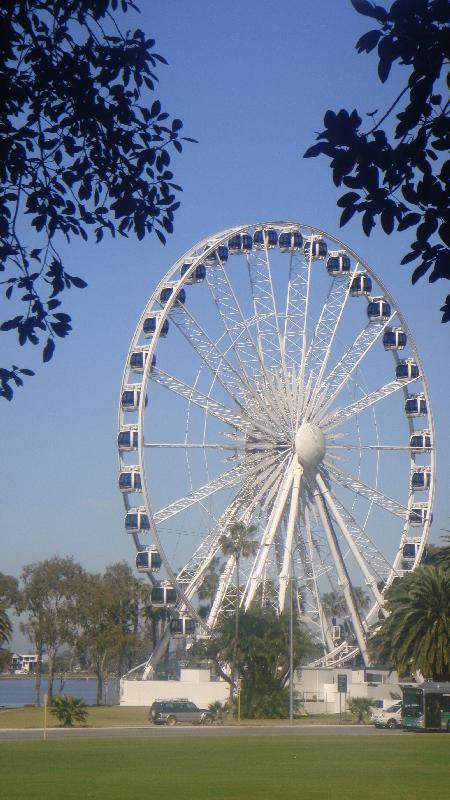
[[19, 557, 84, 705], [0, 572, 18, 671], [369, 565, 449, 680], [1, 0, 195, 399], [304, 0, 449, 322], [75, 563, 146, 703], [197, 607, 319, 718], [219, 522, 258, 709]]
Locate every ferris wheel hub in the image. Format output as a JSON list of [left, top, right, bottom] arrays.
[[295, 423, 326, 469]]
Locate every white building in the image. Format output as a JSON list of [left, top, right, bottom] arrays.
[[120, 668, 229, 707], [10, 653, 39, 674], [294, 667, 402, 714]]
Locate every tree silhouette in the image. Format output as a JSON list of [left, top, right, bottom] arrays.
[[370, 565, 449, 680], [0, 0, 195, 399], [304, 0, 449, 322]]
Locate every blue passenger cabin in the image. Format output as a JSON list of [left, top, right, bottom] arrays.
[[130, 350, 156, 374], [409, 504, 430, 526], [410, 431, 432, 451], [204, 246, 228, 266], [125, 508, 150, 532], [395, 359, 419, 381], [303, 237, 327, 260], [383, 327, 407, 350], [228, 233, 253, 254], [278, 230, 303, 252], [160, 285, 186, 305], [405, 394, 427, 417], [402, 542, 419, 561], [135, 547, 162, 572], [367, 297, 391, 322], [350, 273, 372, 297], [180, 261, 206, 283], [170, 617, 196, 637], [151, 584, 177, 607], [326, 251, 351, 277], [411, 469, 431, 491], [253, 228, 278, 249], [118, 469, 142, 493], [121, 386, 145, 412], [118, 426, 139, 451], [143, 316, 169, 338]]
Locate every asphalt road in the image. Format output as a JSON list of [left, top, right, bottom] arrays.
[[0, 724, 408, 741]]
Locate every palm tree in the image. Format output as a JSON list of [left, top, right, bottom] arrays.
[[0, 604, 12, 645], [51, 695, 88, 727], [197, 558, 221, 619], [370, 566, 449, 681], [219, 521, 258, 708]]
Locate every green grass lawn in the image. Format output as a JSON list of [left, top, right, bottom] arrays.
[[0, 736, 448, 800], [0, 705, 353, 728]]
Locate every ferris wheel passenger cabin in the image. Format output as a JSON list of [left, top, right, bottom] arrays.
[[350, 272, 372, 296], [136, 547, 162, 572], [151, 584, 177, 607], [125, 508, 150, 532], [143, 316, 170, 338]]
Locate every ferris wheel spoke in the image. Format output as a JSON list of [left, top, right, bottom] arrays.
[[278, 461, 302, 612], [329, 443, 412, 452], [311, 479, 370, 664], [300, 269, 355, 422], [308, 314, 396, 421], [153, 455, 266, 525], [243, 458, 295, 609], [167, 302, 255, 408], [205, 264, 267, 386], [145, 442, 239, 450], [247, 248, 284, 372], [315, 489, 394, 584], [282, 251, 311, 374], [321, 377, 416, 432], [151, 368, 249, 431], [323, 463, 408, 519]]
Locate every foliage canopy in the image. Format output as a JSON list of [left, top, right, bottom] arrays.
[[1, 0, 194, 399], [369, 565, 449, 680], [304, 0, 449, 321]]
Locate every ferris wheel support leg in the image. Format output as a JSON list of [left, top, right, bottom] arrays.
[[315, 473, 385, 615], [142, 626, 172, 680], [278, 460, 302, 613], [312, 478, 371, 667], [302, 506, 335, 654], [243, 461, 295, 610]]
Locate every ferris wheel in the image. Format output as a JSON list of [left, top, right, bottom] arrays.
[[117, 222, 435, 676]]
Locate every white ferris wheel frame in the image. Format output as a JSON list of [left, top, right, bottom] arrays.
[[117, 221, 435, 677]]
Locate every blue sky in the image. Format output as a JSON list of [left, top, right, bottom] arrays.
[[2, 1, 448, 647]]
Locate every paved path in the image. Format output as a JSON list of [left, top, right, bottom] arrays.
[[0, 724, 407, 741]]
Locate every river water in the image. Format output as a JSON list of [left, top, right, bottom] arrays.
[[0, 678, 116, 707]]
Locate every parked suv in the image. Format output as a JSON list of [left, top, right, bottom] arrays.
[[149, 699, 215, 726], [372, 702, 403, 729]]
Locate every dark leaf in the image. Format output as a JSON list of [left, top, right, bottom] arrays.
[[42, 338, 55, 363]]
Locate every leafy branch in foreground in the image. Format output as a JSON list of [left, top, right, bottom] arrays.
[[304, 0, 449, 322], [0, 0, 196, 398]]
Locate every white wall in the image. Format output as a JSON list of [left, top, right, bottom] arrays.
[[120, 672, 229, 707]]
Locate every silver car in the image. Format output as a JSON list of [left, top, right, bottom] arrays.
[[149, 698, 215, 726]]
